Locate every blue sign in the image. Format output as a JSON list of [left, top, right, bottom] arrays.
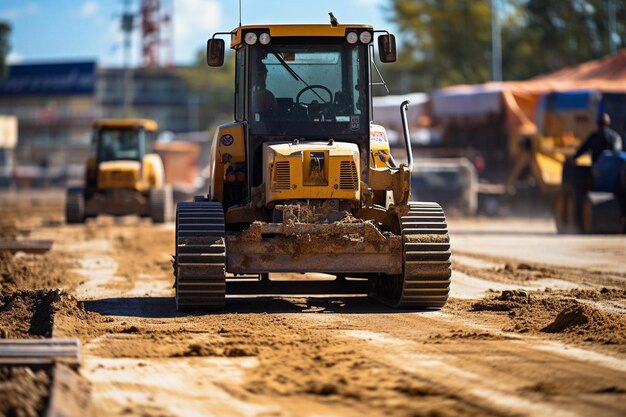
[[0, 61, 96, 96]]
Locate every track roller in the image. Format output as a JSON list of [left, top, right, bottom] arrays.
[[371, 202, 451, 309], [175, 201, 226, 310]]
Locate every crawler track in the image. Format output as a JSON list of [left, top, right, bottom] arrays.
[[175, 202, 226, 310], [373, 202, 451, 308]]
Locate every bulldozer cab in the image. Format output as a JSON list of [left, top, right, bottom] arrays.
[[246, 42, 368, 135], [92, 119, 158, 164], [209, 25, 396, 191]]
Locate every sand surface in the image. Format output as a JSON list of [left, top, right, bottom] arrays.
[[1, 192, 625, 417]]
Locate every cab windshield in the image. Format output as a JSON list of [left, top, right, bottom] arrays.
[[248, 40, 368, 137], [97, 128, 145, 162]]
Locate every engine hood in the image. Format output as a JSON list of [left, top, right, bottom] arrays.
[[266, 141, 359, 158], [98, 160, 142, 172]]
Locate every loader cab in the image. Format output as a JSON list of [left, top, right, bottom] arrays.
[[208, 25, 397, 191], [93, 119, 157, 164], [88, 119, 159, 192], [96, 127, 146, 163]]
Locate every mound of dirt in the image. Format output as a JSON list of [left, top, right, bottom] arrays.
[[542, 303, 626, 344], [0, 219, 19, 239], [543, 304, 604, 333], [174, 342, 259, 358], [470, 288, 626, 346], [0, 193, 65, 231], [566, 288, 626, 301], [0, 366, 50, 417], [472, 289, 531, 312], [0, 289, 89, 339], [0, 251, 78, 295]]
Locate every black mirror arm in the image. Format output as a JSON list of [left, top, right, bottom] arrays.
[[212, 31, 233, 40]]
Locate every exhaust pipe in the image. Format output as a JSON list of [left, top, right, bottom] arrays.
[[400, 100, 413, 171]]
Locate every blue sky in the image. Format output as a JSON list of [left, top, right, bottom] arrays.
[[1, 0, 395, 67]]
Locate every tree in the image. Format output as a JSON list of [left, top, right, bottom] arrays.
[[0, 22, 11, 79], [516, 0, 626, 76], [387, 0, 498, 91], [386, 0, 626, 92], [177, 49, 235, 131]]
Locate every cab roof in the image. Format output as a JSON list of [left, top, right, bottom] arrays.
[[93, 119, 158, 131], [230, 24, 373, 48]]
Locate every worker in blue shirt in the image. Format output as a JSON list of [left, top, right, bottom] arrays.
[[573, 113, 623, 163]]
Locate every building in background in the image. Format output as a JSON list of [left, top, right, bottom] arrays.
[[97, 66, 195, 132], [0, 61, 96, 168], [0, 61, 199, 173]]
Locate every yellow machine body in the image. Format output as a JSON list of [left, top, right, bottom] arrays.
[[88, 118, 162, 192], [67, 118, 172, 223], [174, 22, 452, 311], [96, 155, 164, 191], [263, 141, 360, 205], [209, 122, 246, 204], [230, 24, 373, 48]]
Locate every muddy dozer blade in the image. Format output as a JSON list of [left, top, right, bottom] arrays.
[[226, 221, 403, 276], [0, 239, 54, 254], [0, 339, 81, 367], [226, 278, 368, 295]]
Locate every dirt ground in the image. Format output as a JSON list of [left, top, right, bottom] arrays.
[[1, 190, 625, 417]]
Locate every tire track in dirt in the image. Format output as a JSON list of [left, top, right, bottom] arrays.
[[453, 250, 626, 288], [7, 199, 622, 417], [326, 312, 626, 417]]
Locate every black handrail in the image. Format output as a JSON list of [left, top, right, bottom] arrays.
[[400, 100, 413, 171]]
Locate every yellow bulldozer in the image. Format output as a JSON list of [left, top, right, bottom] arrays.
[[66, 119, 172, 223], [174, 22, 451, 310]]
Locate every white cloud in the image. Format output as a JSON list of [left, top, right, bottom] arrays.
[[0, 3, 40, 20], [174, 0, 222, 63], [80, 1, 100, 18], [7, 51, 23, 64]]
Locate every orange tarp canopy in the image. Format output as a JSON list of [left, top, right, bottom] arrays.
[[431, 49, 626, 136], [534, 48, 626, 84]]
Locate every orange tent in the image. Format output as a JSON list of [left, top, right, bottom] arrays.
[[431, 49, 626, 136], [533, 49, 626, 84]]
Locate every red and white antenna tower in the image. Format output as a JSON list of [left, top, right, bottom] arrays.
[[140, 0, 174, 67]]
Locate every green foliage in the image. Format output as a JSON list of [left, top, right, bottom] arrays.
[[0, 21, 11, 79], [175, 1, 626, 116], [387, 0, 496, 91], [517, 0, 626, 75], [385, 0, 626, 93], [176, 49, 235, 131]]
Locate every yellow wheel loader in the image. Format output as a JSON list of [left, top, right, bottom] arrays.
[[174, 23, 451, 310], [66, 119, 172, 224]]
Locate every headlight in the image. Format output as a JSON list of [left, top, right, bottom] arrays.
[[359, 31, 372, 44], [259, 32, 271, 45], [346, 31, 358, 44], [244, 32, 258, 45]]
